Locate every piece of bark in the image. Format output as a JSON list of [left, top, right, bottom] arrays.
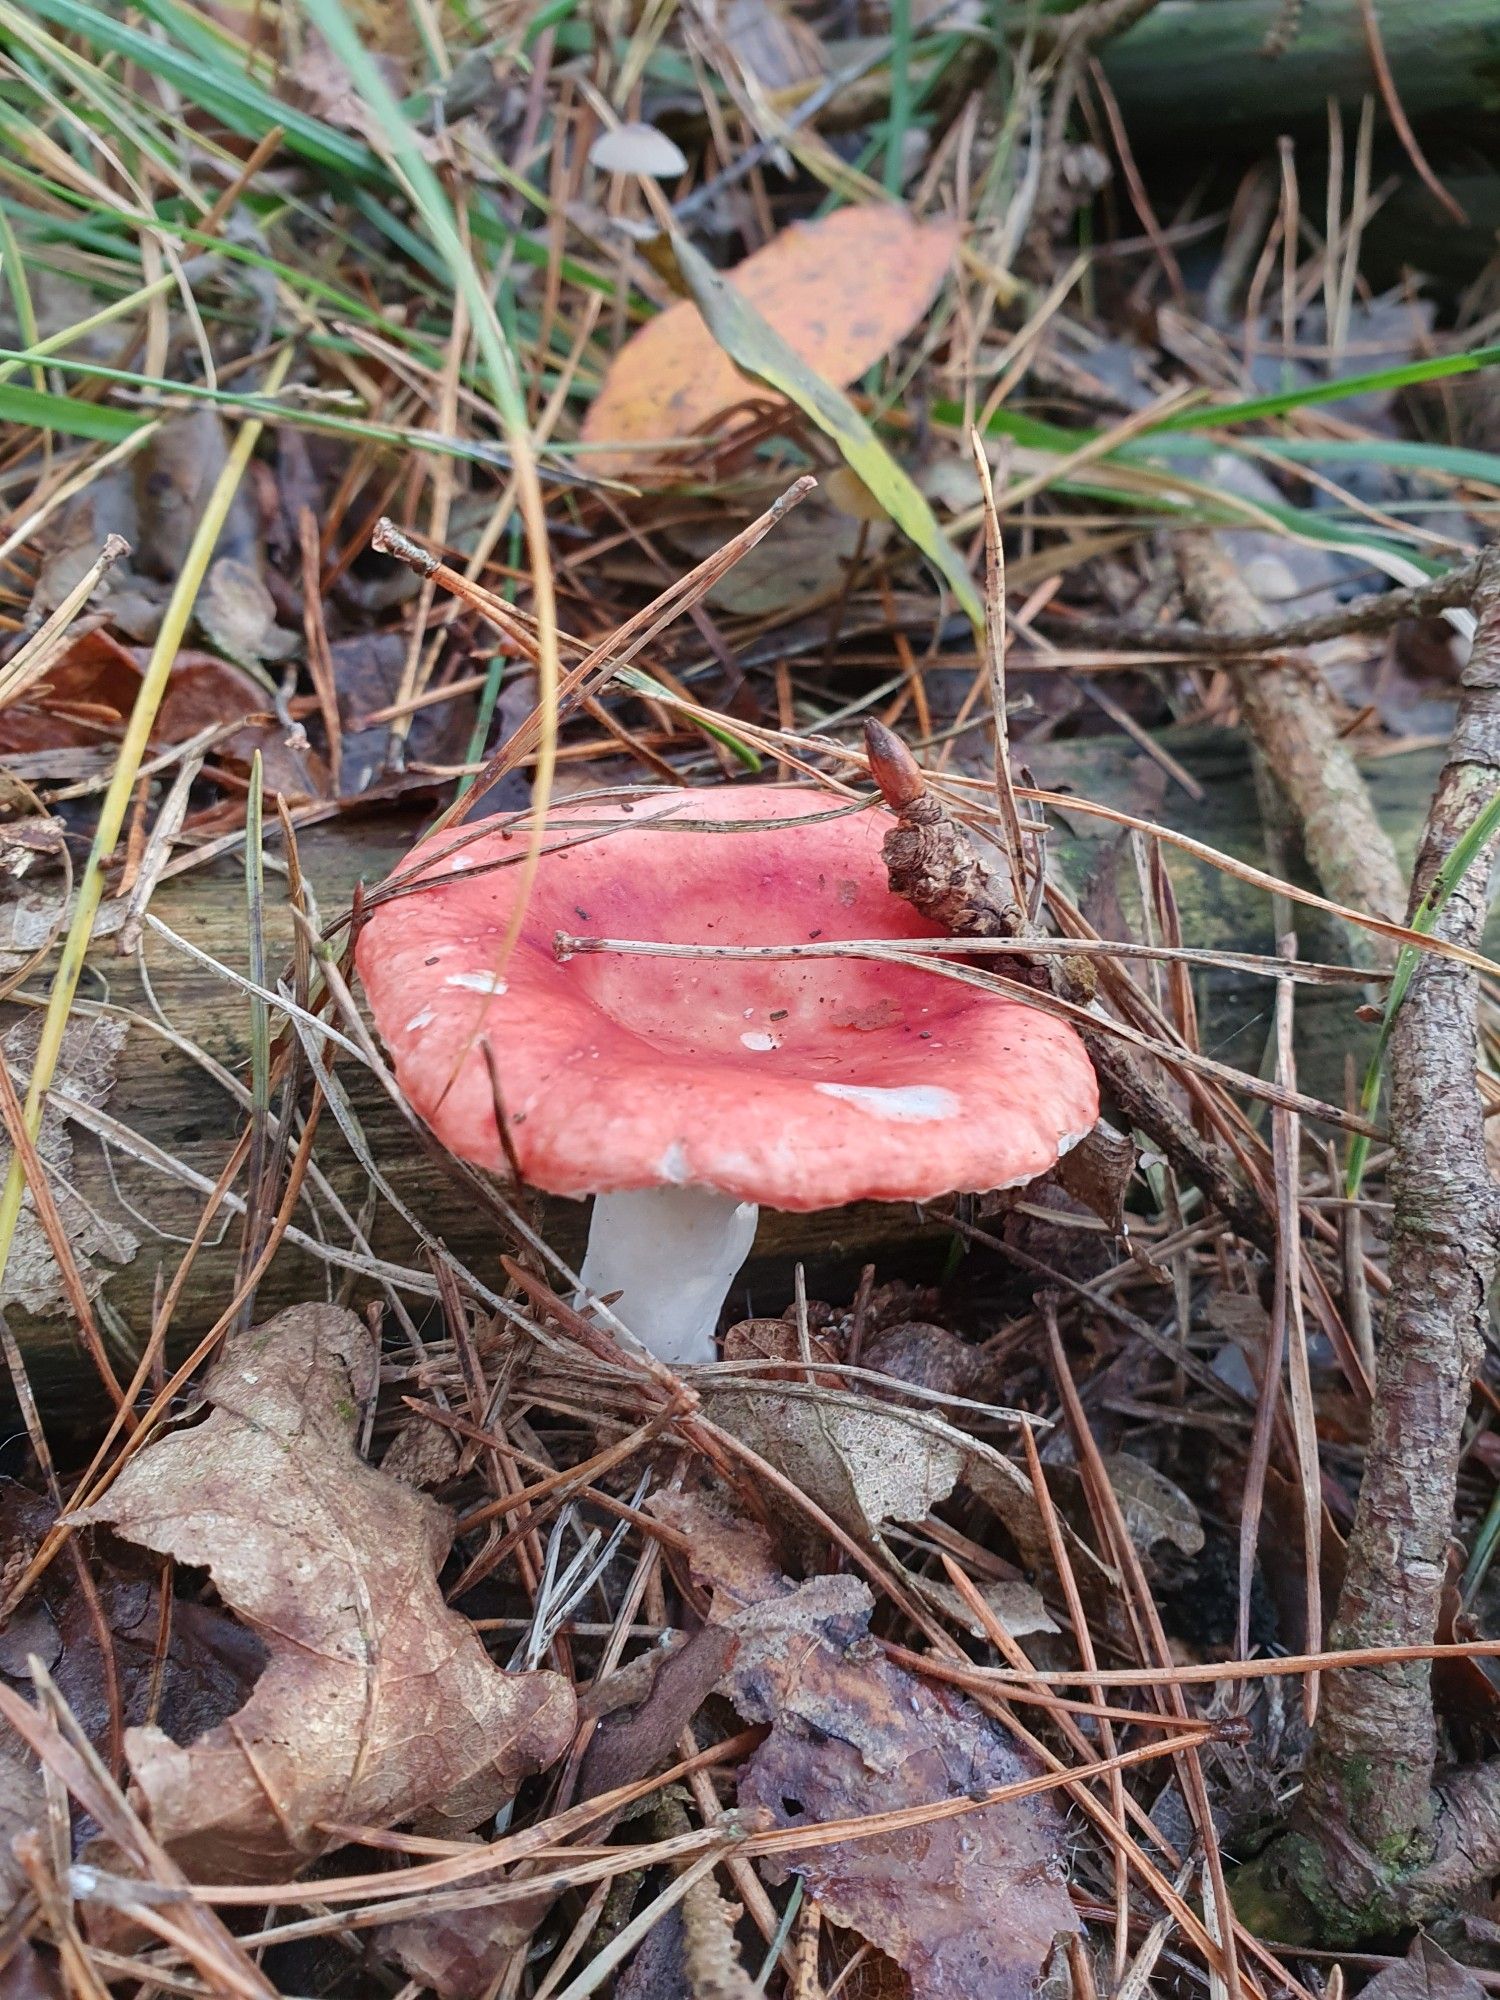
[[1177, 531, 1408, 968]]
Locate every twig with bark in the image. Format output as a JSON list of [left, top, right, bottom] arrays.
[[1177, 532, 1408, 968], [1047, 546, 1484, 657], [1241, 550, 1500, 1942]]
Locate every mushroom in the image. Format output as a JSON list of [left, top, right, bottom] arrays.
[[355, 787, 1098, 1366]]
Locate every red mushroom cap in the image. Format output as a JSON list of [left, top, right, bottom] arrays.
[[355, 788, 1098, 1211]]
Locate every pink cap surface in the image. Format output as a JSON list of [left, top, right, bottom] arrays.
[[356, 788, 1098, 1211]]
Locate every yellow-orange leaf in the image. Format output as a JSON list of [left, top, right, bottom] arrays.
[[580, 205, 957, 479]]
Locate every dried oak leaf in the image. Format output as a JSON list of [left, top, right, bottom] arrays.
[[652, 1491, 1078, 2000], [72, 1304, 574, 1883], [580, 206, 957, 479]]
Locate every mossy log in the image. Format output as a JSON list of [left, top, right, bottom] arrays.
[[2, 727, 1471, 1410], [1101, 0, 1500, 144]]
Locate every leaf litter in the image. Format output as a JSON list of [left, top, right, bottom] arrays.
[[651, 1488, 1080, 2000]]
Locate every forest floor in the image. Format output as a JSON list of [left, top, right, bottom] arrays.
[[4, 2, 1500, 1996]]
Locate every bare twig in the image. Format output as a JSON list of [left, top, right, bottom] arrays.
[[1177, 531, 1408, 966], [1046, 547, 1485, 657]]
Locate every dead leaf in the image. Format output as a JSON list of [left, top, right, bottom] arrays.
[[859, 1321, 988, 1400], [379, 1864, 548, 2000], [589, 122, 688, 178], [1101, 1454, 1204, 1558], [196, 558, 298, 664], [963, 1452, 1115, 1593], [703, 1371, 966, 1550], [653, 1491, 1078, 2000], [1051, 1118, 1135, 1233], [0, 1016, 137, 1317], [917, 1577, 1059, 1642], [335, 628, 476, 796], [0, 631, 141, 759], [134, 409, 257, 580], [580, 206, 957, 479], [0, 1477, 263, 1762], [153, 654, 327, 801], [721, 1312, 841, 1381], [713, 0, 826, 91], [285, 31, 408, 146], [72, 1304, 575, 1882], [671, 489, 886, 617], [1359, 1937, 1488, 2000]]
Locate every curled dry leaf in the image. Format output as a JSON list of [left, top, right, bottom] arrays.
[[580, 206, 957, 479], [652, 1490, 1078, 2000], [917, 1576, 1059, 1643], [72, 1304, 575, 1883], [153, 653, 327, 801], [382, 1625, 740, 2000], [195, 557, 299, 664]]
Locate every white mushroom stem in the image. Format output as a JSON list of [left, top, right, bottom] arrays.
[[577, 1186, 759, 1367]]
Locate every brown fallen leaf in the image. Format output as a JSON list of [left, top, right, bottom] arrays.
[[381, 1625, 739, 1999], [195, 557, 299, 664], [378, 1859, 549, 2000], [134, 409, 258, 580], [580, 206, 957, 479], [0, 1479, 263, 1761], [1358, 1937, 1488, 2000], [703, 1365, 966, 1554], [652, 1490, 1079, 2000], [0, 630, 142, 759], [1100, 1454, 1204, 1559], [576, 1624, 740, 1805], [669, 488, 886, 618], [72, 1303, 575, 1882], [153, 654, 328, 801]]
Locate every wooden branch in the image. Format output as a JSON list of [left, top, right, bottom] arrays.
[[1242, 553, 1500, 1941], [1177, 531, 1409, 967], [1046, 549, 1484, 659]]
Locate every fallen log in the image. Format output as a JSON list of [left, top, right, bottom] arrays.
[[0, 727, 1469, 1408], [1101, 0, 1499, 144]]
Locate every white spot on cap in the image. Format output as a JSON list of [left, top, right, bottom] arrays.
[[445, 970, 507, 994], [405, 1007, 435, 1033], [815, 1082, 960, 1122], [740, 1031, 777, 1052], [657, 1141, 690, 1184]]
